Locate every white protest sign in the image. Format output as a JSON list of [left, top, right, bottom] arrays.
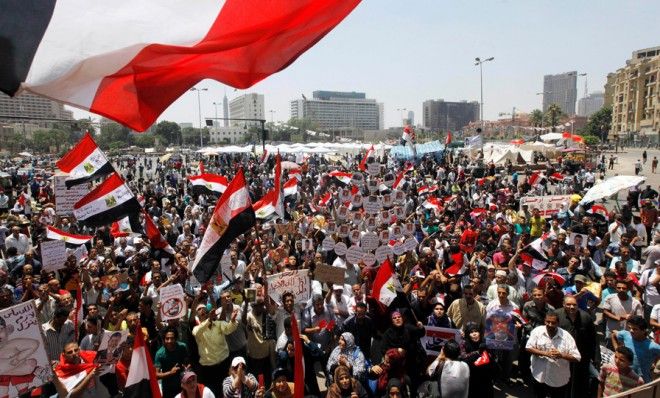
[[54, 175, 88, 216], [94, 329, 129, 375], [367, 163, 381, 176], [159, 284, 187, 321], [361, 232, 379, 251], [394, 206, 405, 219], [364, 196, 381, 214], [392, 241, 405, 256], [404, 237, 418, 252], [362, 252, 376, 266], [394, 190, 406, 204], [41, 240, 67, 271], [382, 194, 393, 207], [404, 223, 415, 236], [326, 221, 336, 234], [337, 224, 350, 238], [0, 301, 52, 396], [352, 194, 364, 209], [267, 269, 311, 304], [365, 216, 377, 231], [519, 195, 572, 216], [334, 242, 348, 256], [349, 230, 361, 244], [322, 236, 336, 251], [337, 206, 349, 220], [367, 179, 378, 193], [340, 189, 352, 202], [391, 225, 403, 239], [375, 245, 393, 263], [422, 326, 462, 356], [382, 173, 395, 188], [346, 245, 364, 264], [379, 230, 390, 243]]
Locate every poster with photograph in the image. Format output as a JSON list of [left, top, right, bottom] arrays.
[[485, 309, 516, 350], [94, 329, 129, 375], [338, 224, 350, 238], [382, 194, 393, 207], [568, 233, 587, 248], [300, 239, 314, 252], [352, 194, 363, 209], [349, 230, 361, 244], [0, 301, 52, 397], [394, 190, 406, 204], [367, 162, 381, 176], [159, 284, 187, 321], [351, 172, 364, 187]]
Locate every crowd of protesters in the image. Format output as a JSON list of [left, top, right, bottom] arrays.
[[1, 145, 660, 398]]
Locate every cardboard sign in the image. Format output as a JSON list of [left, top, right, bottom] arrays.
[[422, 326, 463, 356], [519, 195, 572, 216], [159, 284, 187, 321], [322, 236, 336, 251], [367, 162, 381, 176], [41, 240, 68, 271], [346, 245, 364, 264], [485, 309, 517, 350], [95, 330, 129, 375], [267, 269, 311, 304], [0, 301, 52, 396], [375, 245, 393, 263], [314, 264, 346, 285], [364, 195, 381, 214], [274, 223, 297, 235], [334, 242, 348, 256], [362, 252, 376, 266], [54, 174, 88, 215], [360, 232, 379, 251]]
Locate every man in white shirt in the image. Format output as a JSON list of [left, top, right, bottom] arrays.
[[526, 311, 581, 398], [608, 217, 626, 245], [4, 226, 29, 255]]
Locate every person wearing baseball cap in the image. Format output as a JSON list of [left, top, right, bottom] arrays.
[[175, 371, 214, 398], [222, 356, 260, 397]]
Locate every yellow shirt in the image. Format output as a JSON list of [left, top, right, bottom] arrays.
[[192, 318, 238, 366], [529, 215, 545, 238]]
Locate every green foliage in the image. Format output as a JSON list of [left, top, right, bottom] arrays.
[[153, 121, 181, 145], [98, 122, 131, 148], [132, 133, 156, 148], [529, 109, 544, 127], [544, 104, 564, 131], [581, 135, 601, 145], [30, 128, 70, 152], [579, 106, 612, 140]]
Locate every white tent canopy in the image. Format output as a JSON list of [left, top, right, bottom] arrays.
[[580, 175, 646, 204]]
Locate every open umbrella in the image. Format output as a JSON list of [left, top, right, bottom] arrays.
[[579, 175, 645, 204], [533, 272, 566, 288]]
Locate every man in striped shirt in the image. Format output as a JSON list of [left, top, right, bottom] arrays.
[[42, 307, 75, 362]]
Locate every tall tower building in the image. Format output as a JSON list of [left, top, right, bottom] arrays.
[[542, 71, 578, 115], [222, 92, 229, 127], [422, 99, 479, 131]]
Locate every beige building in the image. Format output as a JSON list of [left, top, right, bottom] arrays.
[[605, 46, 660, 142]]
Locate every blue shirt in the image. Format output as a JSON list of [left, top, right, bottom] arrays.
[[616, 330, 660, 382]]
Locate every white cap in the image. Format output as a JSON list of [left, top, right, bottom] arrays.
[[231, 356, 246, 368]]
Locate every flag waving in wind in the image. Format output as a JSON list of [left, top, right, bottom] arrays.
[[73, 173, 141, 228], [191, 169, 256, 283], [372, 258, 401, 306], [124, 324, 161, 398], [56, 132, 113, 188], [1, 0, 361, 131], [143, 213, 175, 255], [46, 225, 93, 246], [358, 145, 374, 171]]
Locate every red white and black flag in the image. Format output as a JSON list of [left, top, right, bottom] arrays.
[[191, 168, 256, 283], [0, 0, 360, 132], [56, 132, 113, 188], [144, 213, 175, 255], [46, 225, 93, 246], [73, 173, 141, 228], [358, 145, 375, 172], [188, 173, 228, 196], [124, 324, 161, 398]]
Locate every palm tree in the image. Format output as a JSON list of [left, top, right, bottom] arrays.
[[529, 109, 544, 127], [545, 103, 564, 131]]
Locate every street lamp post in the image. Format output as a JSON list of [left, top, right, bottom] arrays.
[[190, 87, 208, 147], [475, 57, 494, 127]]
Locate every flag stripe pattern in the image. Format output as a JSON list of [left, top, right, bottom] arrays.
[[372, 258, 399, 306], [188, 173, 228, 195], [56, 132, 113, 188], [144, 213, 175, 255], [46, 225, 93, 245], [2, 0, 361, 132], [124, 323, 161, 398], [191, 169, 256, 283], [73, 173, 141, 227]]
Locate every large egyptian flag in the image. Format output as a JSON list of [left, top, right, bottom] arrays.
[[46, 225, 93, 246], [144, 213, 175, 255], [358, 145, 375, 172], [56, 132, 113, 188], [73, 173, 141, 228], [371, 258, 401, 306], [283, 177, 299, 197], [188, 173, 228, 196], [1, 0, 361, 132], [253, 189, 278, 220], [273, 154, 285, 219], [191, 169, 255, 283], [55, 350, 97, 393], [124, 324, 161, 398]]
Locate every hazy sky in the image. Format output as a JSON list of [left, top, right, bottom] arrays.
[[71, 0, 660, 129]]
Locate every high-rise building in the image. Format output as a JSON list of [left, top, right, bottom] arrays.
[[229, 93, 265, 127], [290, 91, 381, 131], [577, 92, 605, 117], [222, 92, 229, 127], [542, 72, 578, 115], [422, 99, 479, 131], [407, 110, 415, 126], [0, 92, 74, 122], [377, 103, 385, 130], [605, 46, 660, 141]]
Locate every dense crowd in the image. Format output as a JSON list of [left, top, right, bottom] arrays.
[[1, 147, 660, 398]]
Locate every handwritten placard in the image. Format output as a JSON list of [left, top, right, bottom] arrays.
[[346, 245, 364, 264], [0, 301, 52, 395], [41, 240, 67, 271], [267, 269, 311, 304], [314, 264, 345, 285], [322, 236, 336, 251], [422, 326, 462, 356], [159, 284, 187, 321], [54, 175, 88, 216]]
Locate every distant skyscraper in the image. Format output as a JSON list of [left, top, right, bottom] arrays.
[[577, 92, 605, 117], [542, 71, 577, 115], [422, 99, 479, 131], [407, 110, 414, 126], [229, 93, 265, 127], [222, 92, 229, 127]]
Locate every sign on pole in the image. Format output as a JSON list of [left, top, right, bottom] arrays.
[[54, 175, 88, 216], [41, 240, 67, 271]]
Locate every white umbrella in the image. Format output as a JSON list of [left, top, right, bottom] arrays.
[[580, 175, 646, 204]]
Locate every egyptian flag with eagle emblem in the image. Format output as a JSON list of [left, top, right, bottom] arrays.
[[56, 132, 113, 188], [188, 173, 228, 196], [73, 173, 141, 228], [46, 225, 93, 246], [191, 168, 255, 283], [371, 258, 401, 306]]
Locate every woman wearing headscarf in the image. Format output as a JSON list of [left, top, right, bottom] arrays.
[[381, 378, 407, 398], [264, 368, 294, 398], [425, 299, 454, 328], [380, 311, 426, 391], [327, 332, 367, 382], [459, 322, 494, 398], [326, 365, 369, 398]]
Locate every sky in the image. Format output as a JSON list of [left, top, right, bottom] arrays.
[[71, 0, 660, 130]]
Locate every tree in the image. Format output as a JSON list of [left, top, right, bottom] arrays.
[[30, 128, 69, 152], [544, 103, 564, 131], [97, 122, 131, 148], [529, 109, 544, 127], [154, 121, 181, 146], [578, 106, 612, 141], [132, 133, 156, 148]]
